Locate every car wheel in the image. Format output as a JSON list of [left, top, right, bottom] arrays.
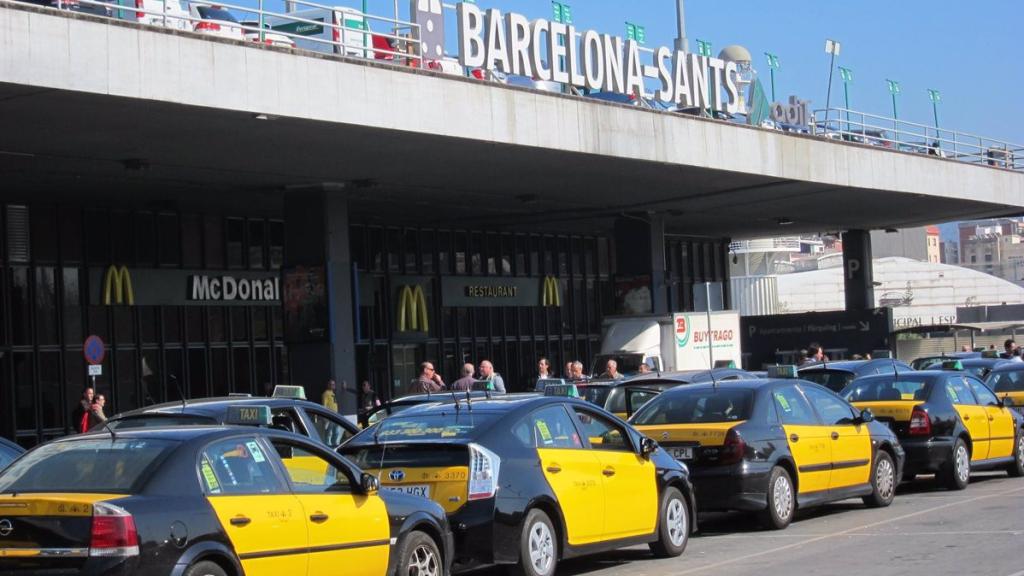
[[507, 509, 557, 576], [862, 450, 896, 508], [397, 531, 441, 576], [183, 561, 227, 576], [1008, 433, 1024, 478], [941, 438, 970, 491], [648, 486, 689, 558], [759, 466, 794, 530]]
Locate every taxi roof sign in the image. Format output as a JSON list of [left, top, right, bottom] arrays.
[[982, 350, 1001, 358], [544, 383, 580, 398], [940, 360, 964, 371], [226, 405, 272, 426], [767, 365, 798, 379], [713, 360, 736, 369], [271, 385, 306, 400]]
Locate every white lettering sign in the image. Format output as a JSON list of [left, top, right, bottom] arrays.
[[189, 276, 280, 302], [456, 3, 741, 110]]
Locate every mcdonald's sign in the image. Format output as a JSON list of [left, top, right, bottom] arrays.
[[103, 265, 134, 306], [542, 276, 561, 307], [398, 285, 429, 332]]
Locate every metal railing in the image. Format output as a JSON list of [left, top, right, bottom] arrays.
[[813, 107, 1024, 172]]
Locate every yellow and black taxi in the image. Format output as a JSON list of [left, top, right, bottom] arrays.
[[630, 378, 904, 530], [340, 394, 695, 576], [843, 369, 1024, 489], [985, 362, 1024, 413], [106, 395, 359, 449], [364, 391, 503, 428], [576, 368, 757, 420], [798, 359, 913, 392], [0, 412, 452, 576]]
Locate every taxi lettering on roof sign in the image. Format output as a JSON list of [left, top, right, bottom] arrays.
[[226, 405, 272, 426], [767, 365, 798, 379], [271, 385, 307, 400], [544, 384, 580, 398]]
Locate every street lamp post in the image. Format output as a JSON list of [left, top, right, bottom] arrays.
[[674, 0, 688, 53], [824, 39, 841, 114], [887, 79, 901, 144], [838, 66, 852, 133], [927, 88, 941, 130], [764, 52, 780, 102]]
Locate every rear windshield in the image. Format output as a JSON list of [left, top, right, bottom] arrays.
[[988, 370, 1024, 393], [578, 386, 612, 408], [799, 370, 855, 392], [360, 413, 499, 443], [0, 438, 178, 493], [631, 389, 754, 425], [343, 444, 468, 469], [197, 6, 238, 22], [841, 377, 932, 402], [108, 414, 216, 430]]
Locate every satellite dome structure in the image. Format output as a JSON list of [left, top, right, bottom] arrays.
[[717, 45, 753, 114]]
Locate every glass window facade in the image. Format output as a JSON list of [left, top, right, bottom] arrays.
[[0, 204, 286, 447]]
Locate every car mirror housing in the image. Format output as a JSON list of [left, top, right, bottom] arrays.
[[640, 436, 658, 458], [361, 473, 380, 494], [859, 409, 875, 424]]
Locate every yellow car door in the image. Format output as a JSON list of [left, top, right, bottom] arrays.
[[772, 384, 831, 494], [946, 375, 991, 461], [801, 385, 872, 489], [200, 437, 309, 576], [526, 405, 606, 545], [271, 440, 391, 576], [569, 407, 658, 540], [968, 378, 1016, 460]]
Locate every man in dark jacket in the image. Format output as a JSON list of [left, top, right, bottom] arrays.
[[408, 362, 445, 395], [72, 387, 94, 433]]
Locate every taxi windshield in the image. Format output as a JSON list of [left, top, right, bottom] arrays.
[[987, 370, 1024, 393], [631, 389, 753, 425], [369, 413, 499, 443], [841, 377, 932, 402], [799, 370, 855, 392], [0, 438, 178, 494], [578, 386, 613, 407]]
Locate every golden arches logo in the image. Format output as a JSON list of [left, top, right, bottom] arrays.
[[542, 276, 561, 307], [398, 285, 429, 332], [103, 265, 134, 306]]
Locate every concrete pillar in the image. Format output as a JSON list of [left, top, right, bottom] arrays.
[[614, 214, 668, 314], [842, 229, 875, 311], [284, 188, 358, 414]]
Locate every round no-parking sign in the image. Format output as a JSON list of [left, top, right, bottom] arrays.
[[83, 335, 106, 366]]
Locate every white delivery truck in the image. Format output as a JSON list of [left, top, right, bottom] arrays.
[[264, 6, 365, 56], [592, 311, 743, 376]]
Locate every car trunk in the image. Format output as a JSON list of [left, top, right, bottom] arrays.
[[0, 493, 122, 569], [852, 401, 916, 435], [634, 422, 746, 466], [346, 444, 470, 514]]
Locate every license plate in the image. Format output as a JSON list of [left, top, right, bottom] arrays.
[[670, 447, 694, 460], [383, 484, 430, 498]]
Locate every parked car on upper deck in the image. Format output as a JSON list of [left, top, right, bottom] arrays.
[[189, 3, 243, 40]]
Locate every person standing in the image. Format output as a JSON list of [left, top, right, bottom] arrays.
[[479, 360, 506, 393], [87, 394, 108, 431], [408, 362, 445, 395], [600, 359, 624, 380], [73, 387, 94, 434], [452, 363, 477, 391], [534, 357, 552, 391], [322, 379, 338, 413], [570, 361, 585, 382], [564, 361, 573, 381]]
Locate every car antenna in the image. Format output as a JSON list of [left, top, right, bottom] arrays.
[[452, 392, 461, 413], [170, 374, 186, 412], [890, 353, 899, 383], [465, 389, 473, 411], [703, 282, 718, 391], [372, 421, 388, 483], [96, 419, 118, 444]]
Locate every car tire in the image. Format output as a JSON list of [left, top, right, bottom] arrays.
[[759, 466, 795, 530], [183, 561, 227, 576], [862, 450, 896, 508], [1007, 433, 1024, 478], [941, 438, 970, 491], [648, 486, 689, 558], [507, 509, 557, 576], [397, 530, 442, 576]]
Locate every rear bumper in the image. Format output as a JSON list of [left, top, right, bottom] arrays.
[[0, 557, 137, 576], [448, 499, 497, 570], [690, 462, 771, 513], [900, 437, 954, 475]]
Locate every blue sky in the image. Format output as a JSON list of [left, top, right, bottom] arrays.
[[405, 0, 1020, 144]]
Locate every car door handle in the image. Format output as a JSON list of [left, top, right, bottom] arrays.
[[602, 468, 616, 477], [546, 465, 562, 474], [989, 416, 995, 421], [831, 432, 840, 440], [230, 516, 251, 527], [790, 434, 800, 442], [310, 513, 329, 524], [964, 415, 970, 420]]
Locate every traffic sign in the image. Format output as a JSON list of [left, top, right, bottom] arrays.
[[83, 335, 105, 365], [88, 364, 103, 377]]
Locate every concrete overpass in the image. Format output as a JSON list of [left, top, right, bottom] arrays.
[[1, 1, 1022, 239]]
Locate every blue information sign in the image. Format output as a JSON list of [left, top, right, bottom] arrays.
[[83, 335, 106, 365]]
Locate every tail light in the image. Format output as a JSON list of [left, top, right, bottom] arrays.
[[134, 0, 143, 20], [195, 21, 221, 31], [909, 407, 932, 436], [467, 443, 500, 501], [89, 502, 139, 557], [332, 15, 341, 45], [718, 428, 746, 465]]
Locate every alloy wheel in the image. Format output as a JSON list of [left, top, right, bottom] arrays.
[[876, 457, 895, 501], [773, 474, 793, 520], [528, 519, 554, 576], [407, 544, 439, 576], [666, 498, 687, 548], [955, 444, 970, 484]]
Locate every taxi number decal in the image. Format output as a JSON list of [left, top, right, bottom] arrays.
[[246, 441, 266, 463], [201, 459, 221, 493], [775, 393, 792, 412], [946, 385, 961, 404], [536, 421, 553, 444]]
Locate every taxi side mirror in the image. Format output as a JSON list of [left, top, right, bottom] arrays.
[[360, 473, 380, 495], [640, 436, 658, 458], [858, 409, 875, 424], [1000, 396, 1014, 408]]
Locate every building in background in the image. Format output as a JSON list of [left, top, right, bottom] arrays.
[[959, 219, 1024, 285]]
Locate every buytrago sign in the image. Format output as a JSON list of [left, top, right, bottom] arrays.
[[457, 3, 743, 113]]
